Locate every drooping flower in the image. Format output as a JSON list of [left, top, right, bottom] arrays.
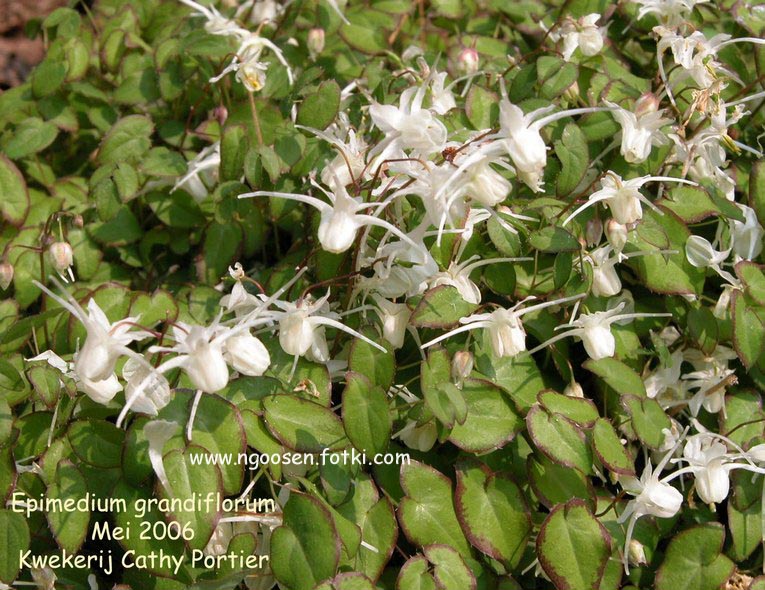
[[240, 180, 424, 256], [547, 14, 605, 61], [563, 171, 696, 226], [605, 98, 671, 163], [528, 302, 672, 360], [34, 279, 152, 403], [421, 294, 586, 358]]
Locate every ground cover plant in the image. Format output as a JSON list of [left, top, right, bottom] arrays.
[[2, 0, 765, 588]]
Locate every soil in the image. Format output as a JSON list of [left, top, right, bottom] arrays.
[[0, 0, 67, 88]]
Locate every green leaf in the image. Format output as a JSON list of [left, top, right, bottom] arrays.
[[583, 357, 647, 397], [90, 206, 143, 246], [626, 207, 705, 295], [398, 461, 472, 557], [27, 364, 61, 409], [264, 394, 348, 452], [661, 186, 725, 223], [455, 459, 531, 567], [448, 378, 523, 452], [536, 500, 611, 590], [732, 290, 765, 369], [271, 492, 341, 590], [31, 58, 68, 97], [397, 555, 438, 590], [528, 454, 595, 510], [140, 147, 187, 177], [538, 390, 599, 427], [423, 545, 477, 590], [68, 420, 125, 469], [654, 524, 735, 590], [342, 371, 391, 456], [46, 461, 90, 553], [145, 190, 206, 228], [98, 115, 154, 165], [749, 160, 765, 225], [297, 80, 342, 130], [336, 475, 397, 580], [162, 445, 222, 552], [220, 125, 248, 182], [554, 124, 588, 196], [527, 405, 593, 473], [621, 395, 671, 450], [3, 118, 59, 159], [737, 262, 765, 306], [348, 331, 395, 391], [410, 286, 479, 329], [592, 418, 635, 476], [528, 226, 581, 253], [465, 85, 498, 130], [0, 510, 29, 584], [537, 57, 578, 99], [203, 221, 243, 284]]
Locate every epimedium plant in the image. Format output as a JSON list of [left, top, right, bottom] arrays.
[[1, 0, 765, 589]]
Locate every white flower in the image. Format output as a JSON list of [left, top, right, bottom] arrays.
[[210, 32, 294, 92], [270, 291, 386, 362], [619, 439, 684, 573], [397, 420, 438, 452], [549, 14, 605, 61], [34, 280, 151, 397], [372, 295, 409, 349], [634, 0, 709, 25], [530, 302, 672, 360], [429, 255, 529, 305], [368, 85, 448, 157], [172, 142, 220, 202], [422, 294, 585, 358], [240, 180, 423, 255], [169, 323, 230, 393], [605, 99, 671, 163], [122, 356, 172, 416], [586, 245, 623, 297], [685, 235, 730, 268], [464, 156, 512, 207], [563, 171, 695, 226], [491, 96, 606, 191], [730, 204, 764, 261]]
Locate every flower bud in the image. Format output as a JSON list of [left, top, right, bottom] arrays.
[[72, 214, 84, 228], [457, 47, 479, 74], [451, 351, 474, 387], [49, 241, 74, 280], [606, 219, 628, 252], [213, 105, 229, 126], [308, 28, 325, 59], [225, 332, 271, 377], [0, 262, 13, 290], [563, 80, 580, 104], [628, 540, 647, 567], [585, 217, 603, 247], [635, 92, 660, 118], [564, 380, 584, 398]]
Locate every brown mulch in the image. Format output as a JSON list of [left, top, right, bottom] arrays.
[[0, 0, 67, 88]]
